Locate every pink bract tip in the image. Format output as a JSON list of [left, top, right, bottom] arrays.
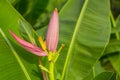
[[9, 30, 48, 56]]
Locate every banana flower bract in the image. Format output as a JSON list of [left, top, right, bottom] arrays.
[[46, 8, 59, 52], [10, 8, 59, 56]]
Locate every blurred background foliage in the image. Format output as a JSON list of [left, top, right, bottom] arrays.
[[111, 0, 120, 19], [8, 0, 120, 30], [104, 0, 120, 80], [8, 0, 67, 30]]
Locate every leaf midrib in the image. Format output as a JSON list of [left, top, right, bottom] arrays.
[[60, 0, 89, 79]]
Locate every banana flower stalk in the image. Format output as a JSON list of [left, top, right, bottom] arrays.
[[10, 8, 59, 57], [10, 8, 63, 80]]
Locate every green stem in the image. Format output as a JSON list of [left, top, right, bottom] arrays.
[[110, 11, 120, 40], [39, 57, 48, 80], [49, 61, 54, 80]]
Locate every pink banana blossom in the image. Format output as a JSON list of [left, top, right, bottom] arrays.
[[46, 8, 59, 52], [10, 8, 59, 56]]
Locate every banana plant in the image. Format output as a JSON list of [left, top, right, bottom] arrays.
[[0, 0, 119, 80]]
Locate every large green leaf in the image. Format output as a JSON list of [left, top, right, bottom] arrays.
[[83, 62, 105, 80], [0, 0, 25, 39], [55, 0, 110, 80], [0, 28, 31, 80], [0, 1, 43, 80], [93, 72, 116, 80]]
